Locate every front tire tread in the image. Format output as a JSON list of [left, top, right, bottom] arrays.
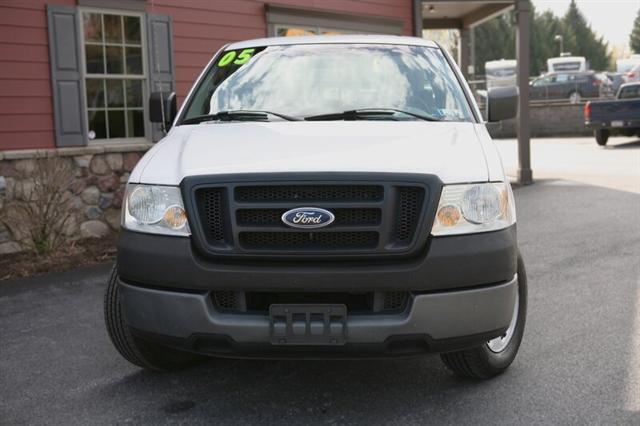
[[104, 266, 200, 371]]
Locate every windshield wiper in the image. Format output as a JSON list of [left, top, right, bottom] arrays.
[[182, 110, 299, 125], [304, 108, 442, 122]]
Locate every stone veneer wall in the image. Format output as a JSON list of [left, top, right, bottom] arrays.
[[0, 143, 153, 255], [486, 101, 592, 139]]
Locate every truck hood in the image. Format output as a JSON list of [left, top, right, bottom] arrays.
[[136, 121, 489, 185]]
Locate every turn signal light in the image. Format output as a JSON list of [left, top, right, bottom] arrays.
[[436, 205, 461, 227], [163, 205, 188, 229]]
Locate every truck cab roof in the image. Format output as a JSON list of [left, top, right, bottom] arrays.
[[226, 35, 440, 50]]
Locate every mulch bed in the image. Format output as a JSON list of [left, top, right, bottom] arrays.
[[0, 235, 117, 281]]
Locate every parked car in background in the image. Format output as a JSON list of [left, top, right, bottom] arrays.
[[606, 72, 626, 94], [594, 73, 614, 98], [530, 71, 602, 103], [584, 82, 640, 145], [624, 63, 640, 83], [616, 55, 640, 74]]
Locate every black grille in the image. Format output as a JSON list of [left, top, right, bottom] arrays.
[[383, 291, 408, 311], [235, 185, 383, 202], [395, 187, 424, 243], [188, 177, 431, 258], [237, 208, 381, 227], [240, 232, 379, 250], [212, 291, 409, 313], [213, 291, 240, 310], [196, 188, 227, 244]]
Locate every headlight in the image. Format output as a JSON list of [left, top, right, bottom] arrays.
[[122, 185, 190, 236], [431, 182, 515, 236]]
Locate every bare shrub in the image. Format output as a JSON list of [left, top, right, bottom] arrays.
[[1, 156, 79, 255]]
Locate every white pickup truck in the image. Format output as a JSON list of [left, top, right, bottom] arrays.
[[104, 35, 527, 380]]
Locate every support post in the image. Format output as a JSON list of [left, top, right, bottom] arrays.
[[515, 0, 532, 184], [459, 26, 472, 79], [413, 0, 423, 37], [469, 27, 475, 80]]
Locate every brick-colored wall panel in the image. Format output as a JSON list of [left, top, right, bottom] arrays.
[[0, 97, 53, 115], [0, 0, 74, 152], [0, 131, 56, 150]]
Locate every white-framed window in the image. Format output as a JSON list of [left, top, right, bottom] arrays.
[[266, 5, 403, 38], [78, 8, 148, 143]]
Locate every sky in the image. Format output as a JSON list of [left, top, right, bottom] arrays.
[[532, 0, 638, 48]]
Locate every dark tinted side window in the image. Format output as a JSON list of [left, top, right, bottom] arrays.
[[619, 85, 640, 99]]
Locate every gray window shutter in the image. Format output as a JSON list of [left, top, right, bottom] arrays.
[[146, 13, 175, 142], [47, 5, 87, 147]]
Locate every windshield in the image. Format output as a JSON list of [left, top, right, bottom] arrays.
[[181, 44, 474, 122]]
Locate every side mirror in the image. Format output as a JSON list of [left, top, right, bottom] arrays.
[[486, 86, 518, 122], [149, 91, 177, 129]]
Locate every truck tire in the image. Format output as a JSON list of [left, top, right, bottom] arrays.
[[104, 266, 202, 371], [440, 253, 527, 380], [595, 129, 609, 146]]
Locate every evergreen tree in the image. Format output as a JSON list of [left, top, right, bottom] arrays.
[[472, 0, 612, 76], [530, 10, 563, 75], [561, 0, 610, 70], [631, 8, 640, 53], [473, 13, 515, 75]]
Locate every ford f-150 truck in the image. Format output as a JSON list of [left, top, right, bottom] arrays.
[[585, 82, 640, 145], [104, 35, 527, 380]]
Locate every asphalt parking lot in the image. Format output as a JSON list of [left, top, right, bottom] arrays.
[[1, 137, 639, 425]]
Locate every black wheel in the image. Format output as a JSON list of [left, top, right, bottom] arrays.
[[104, 265, 202, 371], [440, 253, 527, 380], [595, 129, 609, 146]]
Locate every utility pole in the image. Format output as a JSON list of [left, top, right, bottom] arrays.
[[554, 34, 563, 56]]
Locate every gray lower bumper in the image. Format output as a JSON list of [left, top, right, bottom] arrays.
[[120, 276, 517, 347]]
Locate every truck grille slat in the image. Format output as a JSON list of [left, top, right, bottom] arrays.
[[240, 231, 379, 250], [237, 208, 381, 227], [197, 188, 227, 245], [236, 185, 383, 202], [396, 187, 424, 242]]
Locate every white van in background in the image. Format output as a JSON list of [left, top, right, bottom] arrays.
[[485, 59, 517, 89], [547, 56, 588, 73]]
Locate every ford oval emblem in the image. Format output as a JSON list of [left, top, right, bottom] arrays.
[[281, 207, 335, 229]]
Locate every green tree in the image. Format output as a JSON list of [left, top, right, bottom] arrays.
[[530, 10, 563, 75], [472, 0, 612, 77], [561, 0, 610, 70], [631, 8, 640, 53], [473, 13, 515, 75]]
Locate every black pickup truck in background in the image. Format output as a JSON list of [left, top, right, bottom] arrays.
[[584, 82, 640, 146]]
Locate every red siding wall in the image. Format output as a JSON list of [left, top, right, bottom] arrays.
[[0, 0, 413, 152], [0, 0, 74, 150]]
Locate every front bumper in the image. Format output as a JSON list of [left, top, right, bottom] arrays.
[[120, 276, 517, 358], [117, 226, 517, 292], [117, 226, 518, 357]]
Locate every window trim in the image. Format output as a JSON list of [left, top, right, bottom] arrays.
[[266, 4, 404, 36], [273, 24, 359, 37], [77, 6, 150, 145]]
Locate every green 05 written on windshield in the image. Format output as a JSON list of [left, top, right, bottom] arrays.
[[179, 44, 475, 124]]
